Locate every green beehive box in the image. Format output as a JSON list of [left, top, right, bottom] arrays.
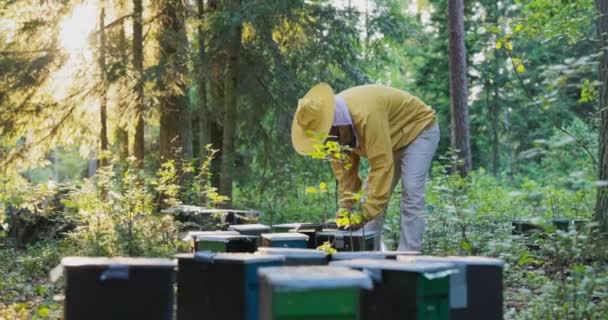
[[261, 233, 309, 248], [258, 266, 373, 320], [331, 259, 455, 320], [398, 255, 505, 320], [182, 230, 239, 252], [194, 234, 258, 253]]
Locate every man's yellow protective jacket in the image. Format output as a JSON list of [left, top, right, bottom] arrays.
[[331, 84, 437, 221]]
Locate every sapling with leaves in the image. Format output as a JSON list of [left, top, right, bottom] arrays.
[[304, 130, 365, 230]]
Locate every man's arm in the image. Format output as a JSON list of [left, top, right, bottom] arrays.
[[330, 151, 362, 209], [361, 113, 394, 221]]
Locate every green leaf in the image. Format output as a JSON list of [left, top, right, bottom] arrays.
[[514, 24, 523, 32], [486, 25, 501, 34], [37, 307, 50, 318], [459, 239, 474, 254], [495, 40, 502, 49], [305, 187, 317, 193]]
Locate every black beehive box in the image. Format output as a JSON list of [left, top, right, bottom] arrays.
[[399, 255, 505, 320], [62, 257, 175, 320], [176, 252, 284, 320], [256, 247, 329, 266], [193, 234, 259, 253], [331, 258, 454, 320], [316, 230, 377, 251]]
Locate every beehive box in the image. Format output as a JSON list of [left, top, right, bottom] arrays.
[[193, 234, 258, 253], [258, 266, 372, 320], [261, 233, 309, 248], [316, 230, 377, 251], [61, 257, 175, 320], [176, 252, 284, 320], [399, 255, 504, 320], [331, 258, 455, 320]]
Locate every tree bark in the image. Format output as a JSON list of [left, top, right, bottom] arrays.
[[207, 0, 223, 190], [196, 0, 211, 151], [595, 0, 608, 234], [447, 0, 472, 176], [99, 6, 109, 168], [219, 0, 242, 202], [116, 17, 129, 161], [133, 0, 145, 168], [158, 0, 189, 163]]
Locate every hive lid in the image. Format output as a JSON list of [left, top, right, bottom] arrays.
[[179, 252, 285, 264], [330, 259, 456, 280], [258, 266, 373, 291], [257, 247, 327, 259], [51, 257, 176, 283], [397, 255, 505, 267], [272, 223, 312, 229], [331, 251, 386, 260], [261, 233, 309, 241], [182, 230, 239, 241], [317, 229, 378, 237], [61, 257, 176, 268], [381, 250, 421, 257], [229, 224, 271, 232], [194, 234, 256, 242]]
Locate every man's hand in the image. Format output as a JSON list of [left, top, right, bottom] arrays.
[[344, 221, 365, 231], [335, 207, 366, 231]]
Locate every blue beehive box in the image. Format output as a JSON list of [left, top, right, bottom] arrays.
[[176, 252, 284, 320], [261, 233, 309, 248]]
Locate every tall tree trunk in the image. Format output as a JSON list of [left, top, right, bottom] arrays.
[[491, 80, 500, 175], [133, 0, 145, 168], [447, 0, 472, 176], [206, 0, 224, 190], [196, 0, 211, 151], [99, 6, 109, 168], [158, 0, 189, 163], [219, 0, 242, 202], [595, 0, 608, 234], [195, 0, 211, 205], [116, 18, 129, 161]]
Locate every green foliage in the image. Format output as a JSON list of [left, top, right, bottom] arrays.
[[62, 158, 180, 256], [180, 145, 230, 208]]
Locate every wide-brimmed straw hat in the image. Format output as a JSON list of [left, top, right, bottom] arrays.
[[291, 83, 335, 155]]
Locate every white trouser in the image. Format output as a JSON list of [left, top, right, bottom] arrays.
[[361, 123, 440, 251]]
